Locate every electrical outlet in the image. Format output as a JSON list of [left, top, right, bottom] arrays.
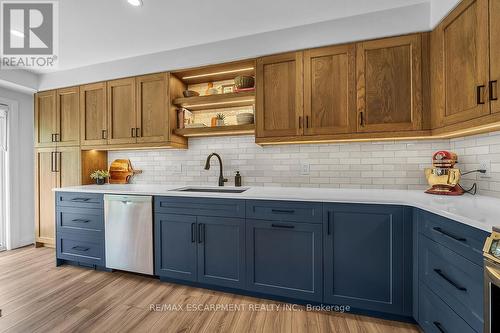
[[300, 163, 310, 175], [479, 160, 490, 178]]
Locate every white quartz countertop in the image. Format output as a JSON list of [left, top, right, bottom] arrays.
[[54, 184, 500, 232]]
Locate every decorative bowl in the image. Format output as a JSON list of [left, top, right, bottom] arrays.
[[234, 76, 255, 89], [183, 90, 200, 97]]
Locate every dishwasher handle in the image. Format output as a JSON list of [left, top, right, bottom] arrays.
[[104, 195, 152, 204]]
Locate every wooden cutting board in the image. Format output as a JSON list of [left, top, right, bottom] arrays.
[[109, 159, 142, 184]]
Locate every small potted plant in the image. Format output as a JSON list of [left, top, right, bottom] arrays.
[[90, 170, 110, 185], [215, 113, 226, 126]]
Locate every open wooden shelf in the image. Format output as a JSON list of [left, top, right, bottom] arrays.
[[174, 124, 255, 137], [173, 91, 255, 111], [172, 59, 255, 85]]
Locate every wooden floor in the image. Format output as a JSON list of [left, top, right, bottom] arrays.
[[0, 246, 420, 333]]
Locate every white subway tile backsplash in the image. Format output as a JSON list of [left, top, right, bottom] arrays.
[[107, 131, 500, 198]]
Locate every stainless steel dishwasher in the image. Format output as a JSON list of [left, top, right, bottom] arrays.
[[104, 194, 153, 275]]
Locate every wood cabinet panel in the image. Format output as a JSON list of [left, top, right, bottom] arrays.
[[35, 149, 58, 246], [80, 83, 107, 146], [57, 147, 81, 188], [57, 87, 80, 146], [437, 0, 490, 125], [304, 44, 356, 135], [256, 52, 303, 138], [136, 73, 169, 143], [35, 91, 57, 147], [356, 34, 422, 132], [107, 78, 136, 145], [491, 0, 500, 113]]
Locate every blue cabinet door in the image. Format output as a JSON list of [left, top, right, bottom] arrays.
[[245, 219, 323, 302], [155, 213, 197, 282], [197, 216, 245, 289], [323, 204, 412, 316]]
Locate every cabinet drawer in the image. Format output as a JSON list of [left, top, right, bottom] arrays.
[[418, 283, 475, 333], [56, 192, 104, 209], [56, 207, 104, 234], [154, 196, 245, 218], [419, 235, 483, 331], [417, 210, 487, 265], [246, 200, 322, 223], [56, 232, 104, 266]]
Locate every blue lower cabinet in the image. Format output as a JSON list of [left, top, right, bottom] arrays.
[[323, 204, 412, 316], [56, 231, 105, 267], [155, 213, 246, 289], [155, 213, 198, 282], [245, 219, 323, 302], [197, 216, 245, 289], [419, 235, 483, 332], [418, 283, 476, 333]]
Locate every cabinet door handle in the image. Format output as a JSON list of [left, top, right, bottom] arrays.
[[191, 223, 196, 243], [432, 227, 466, 242], [271, 209, 295, 214], [198, 223, 204, 243], [136, 128, 141, 137], [433, 321, 446, 333], [306, 116, 309, 128], [101, 129, 107, 140], [71, 219, 90, 223], [131, 128, 136, 137], [298, 116, 302, 129], [51, 134, 55, 142], [477, 85, 486, 105], [327, 211, 331, 235], [359, 112, 364, 127], [54, 133, 60, 142], [71, 198, 91, 202], [71, 246, 89, 252], [56, 152, 61, 172], [490, 80, 498, 101], [51, 152, 55, 172], [271, 223, 295, 229], [433, 269, 467, 291]]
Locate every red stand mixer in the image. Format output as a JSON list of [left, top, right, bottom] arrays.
[[424, 151, 464, 196]]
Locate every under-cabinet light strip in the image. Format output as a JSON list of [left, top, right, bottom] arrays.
[[182, 67, 254, 80], [183, 99, 254, 109]]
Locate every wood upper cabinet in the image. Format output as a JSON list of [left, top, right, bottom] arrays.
[[434, 0, 490, 126], [35, 90, 57, 147], [256, 52, 303, 138], [107, 78, 136, 145], [80, 82, 107, 146], [304, 44, 356, 135], [356, 34, 422, 132], [136, 73, 169, 143], [56, 87, 80, 146], [490, 0, 500, 113]]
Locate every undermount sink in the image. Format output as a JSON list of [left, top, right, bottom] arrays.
[[171, 187, 248, 193]]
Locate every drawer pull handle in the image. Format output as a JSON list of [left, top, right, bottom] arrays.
[[271, 224, 295, 229], [271, 209, 295, 214], [71, 219, 90, 223], [71, 198, 91, 202], [432, 227, 466, 242], [433, 321, 446, 333], [198, 223, 204, 243], [434, 269, 467, 291], [71, 246, 90, 252]]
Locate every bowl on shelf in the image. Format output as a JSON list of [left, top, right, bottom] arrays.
[[236, 113, 254, 125], [234, 76, 255, 89], [183, 90, 200, 97]]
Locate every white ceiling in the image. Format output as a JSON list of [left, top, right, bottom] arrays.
[[55, 0, 431, 72]]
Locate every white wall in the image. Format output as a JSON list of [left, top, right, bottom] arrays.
[[38, 3, 430, 90], [108, 131, 500, 198], [0, 87, 34, 249], [430, 0, 461, 28]]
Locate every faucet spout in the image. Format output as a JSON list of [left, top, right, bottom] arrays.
[[204, 153, 228, 186]]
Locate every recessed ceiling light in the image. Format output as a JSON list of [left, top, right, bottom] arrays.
[[127, 0, 143, 7], [10, 29, 24, 38]]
